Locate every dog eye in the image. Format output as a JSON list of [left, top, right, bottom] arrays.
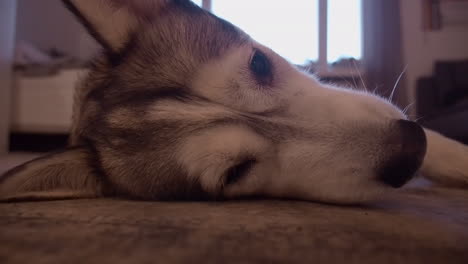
[[249, 49, 273, 85], [225, 158, 257, 185]]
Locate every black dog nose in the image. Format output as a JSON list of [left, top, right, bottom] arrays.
[[378, 120, 427, 188]]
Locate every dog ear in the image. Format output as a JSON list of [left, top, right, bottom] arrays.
[[63, 0, 172, 53], [0, 147, 103, 202]]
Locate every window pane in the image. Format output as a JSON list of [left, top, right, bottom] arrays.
[[327, 0, 362, 62], [213, 0, 318, 64], [191, 0, 203, 7]]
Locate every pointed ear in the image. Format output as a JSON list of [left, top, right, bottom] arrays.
[[0, 147, 103, 202], [63, 0, 171, 53]]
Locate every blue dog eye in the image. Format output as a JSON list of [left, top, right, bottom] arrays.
[[249, 49, 273, 85]]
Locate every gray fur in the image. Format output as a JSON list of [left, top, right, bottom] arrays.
[[0, 147, 102, 201], [1, 0, 467, 203]]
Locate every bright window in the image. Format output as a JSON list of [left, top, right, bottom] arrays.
[[192, 0, 203, 6], [192, 0, 362, 65], [212, 0, 318, 65], [328, 0, 362, 62]]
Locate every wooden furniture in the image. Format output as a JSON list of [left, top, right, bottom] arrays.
[[417, 60, 468, 143]]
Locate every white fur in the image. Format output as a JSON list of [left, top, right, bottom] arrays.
[[178, 126, 272, 194], [192, 43, 285, 114], [421, 129, 468, 186], [5, 0, 465, 204], [64, 0, 468, 204], [186, 41, 467, 202]]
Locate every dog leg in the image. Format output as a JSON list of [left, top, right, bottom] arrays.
[[420, 128, 468, 187]]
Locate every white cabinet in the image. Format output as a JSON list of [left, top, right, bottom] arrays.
[[11, 69, 87, 133]]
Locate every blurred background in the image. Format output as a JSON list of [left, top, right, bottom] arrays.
[[0, 0, 467, 157]]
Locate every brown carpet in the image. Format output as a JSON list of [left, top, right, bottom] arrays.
[[1, 183, 468, 264]]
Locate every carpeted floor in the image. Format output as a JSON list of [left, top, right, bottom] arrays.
[[1, 154, 468, 263]]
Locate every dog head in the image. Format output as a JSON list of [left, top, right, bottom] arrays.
[[0, 0, 427, 204]]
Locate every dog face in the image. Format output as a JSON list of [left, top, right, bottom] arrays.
[[0, 0, 427, 204]]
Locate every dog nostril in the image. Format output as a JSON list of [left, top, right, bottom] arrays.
[[378, 120, 427, 188]]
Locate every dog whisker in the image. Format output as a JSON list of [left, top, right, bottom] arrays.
[[353, 59, 367, 92], [339, 77, 355, 90], [402, 101, 415, 115], [413, 116, 425, 123], [389, 65, 408, 103], [372, 84, 383, 96]]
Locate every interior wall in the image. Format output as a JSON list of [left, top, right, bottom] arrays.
[[15, 0, 98, 60], [0, 0, 17, 154], [400, 0, 468, 117]]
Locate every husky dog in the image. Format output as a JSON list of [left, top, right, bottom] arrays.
[[1, 0, 467, 204]]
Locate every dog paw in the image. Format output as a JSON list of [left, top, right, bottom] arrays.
[[420, 129, 468, 187]]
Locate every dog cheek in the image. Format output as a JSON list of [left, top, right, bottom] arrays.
[[175, 126, 271, 193], [223, 156, 282, 198], [261, 142, 387, 204]]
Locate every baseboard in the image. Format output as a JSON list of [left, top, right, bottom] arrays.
[[9, 133, 69, 153]]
